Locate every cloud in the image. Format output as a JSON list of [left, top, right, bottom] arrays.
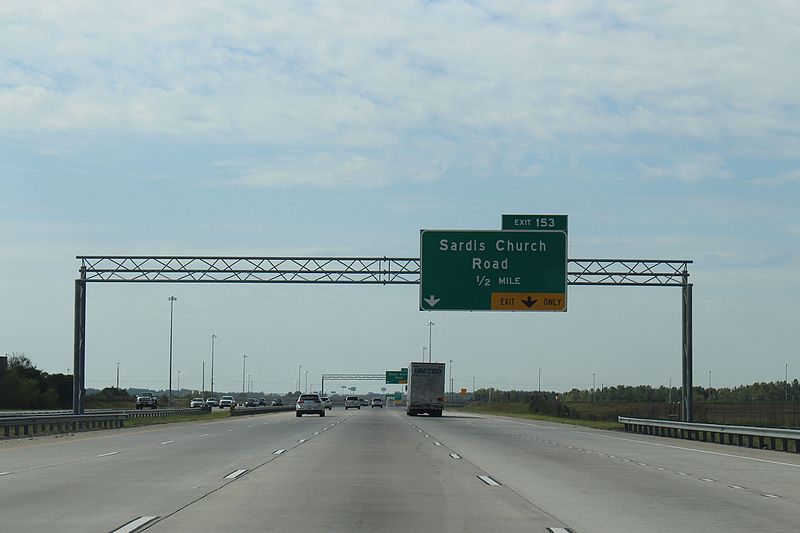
[[0, 1, 798, 151], [753, 168, 800, 187], [637, 154, 732, 183]]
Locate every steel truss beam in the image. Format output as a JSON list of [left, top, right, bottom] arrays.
[[321, 374, 386, 380], [73, 255, 693, 421], [320, 374, 388, 397], [78, 256, 690, 286]]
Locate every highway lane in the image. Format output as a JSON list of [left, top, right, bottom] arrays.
[[0, 410, 342, 532], [147, 406, 567, 532], [409, 411, 800, 533]]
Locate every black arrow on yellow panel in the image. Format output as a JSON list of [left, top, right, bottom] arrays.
[[522, 296, 537, 308]]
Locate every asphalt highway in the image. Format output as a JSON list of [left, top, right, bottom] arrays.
[[1, 407, 798, 532]]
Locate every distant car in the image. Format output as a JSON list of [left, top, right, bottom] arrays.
[[321, 397, 332, 410], [205, 397, 218, 407], [245, 398, 258, 407], [219, 395, 235, 408], [359, 399, 369, 407], [190, 398, 205, 408], [271, 398, 284, 406], [371, 398, 384, 408], [258, 398, 267, 406], [344, 396, 360, 410], [296, 394, 325, 417]]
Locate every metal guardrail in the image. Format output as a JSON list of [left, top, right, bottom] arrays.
[[0, 407, 218, 438], [230, 405, 294, 416], [1, 413, 128, 438], [126, 407, 211, 418], [619, 416, 800, 453]]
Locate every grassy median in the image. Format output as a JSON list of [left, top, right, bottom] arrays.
[[463, 403, 623, 430]]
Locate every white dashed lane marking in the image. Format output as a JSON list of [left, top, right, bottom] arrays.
[[449, 453, 461, 459], [111, 516, 159, 533], [0, 472, 10, 476], [160, 440, 174, 445], [477, 475, 501, 486], [96, 451, 120, 458], [224, 469, 248, 479], [273, 449, 286, 455]]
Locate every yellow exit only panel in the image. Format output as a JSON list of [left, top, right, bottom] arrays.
[[490, 292, 566, 311]]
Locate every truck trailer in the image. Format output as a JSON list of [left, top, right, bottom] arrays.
[[406, 362, 445, 417]]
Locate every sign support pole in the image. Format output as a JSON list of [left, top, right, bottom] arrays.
[[681, 272, 693, 422], [72, 271, 86, 415]]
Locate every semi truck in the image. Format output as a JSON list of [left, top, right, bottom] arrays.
[[406, 362, 445, 417]]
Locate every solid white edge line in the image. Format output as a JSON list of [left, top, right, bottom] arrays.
[[97, 451, 120, 457], [584, 431, 800, 469], [273, 449, 286, 455], [449, 453, 461, 459], [477, 475, 501, 486], [112, 516, 159, 533], [224, 469, 248, 479]]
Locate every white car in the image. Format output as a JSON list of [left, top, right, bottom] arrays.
[[189, 398, 205, 408], [218, 395, 235, 408], [344, 396, 360, 410], [371, 398, 384, 408], [296, 394, 325, 417], [321, 396, 333, 410], [205, 397, 218, 407]]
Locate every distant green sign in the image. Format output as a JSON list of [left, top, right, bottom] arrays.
[[420, 230, 567, 311], [502, 214, 568, 232], [394, 392, 402, 400], [386, 369, 408, 384]]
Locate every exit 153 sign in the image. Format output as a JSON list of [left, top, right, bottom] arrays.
[[420, 230, 567, 312]]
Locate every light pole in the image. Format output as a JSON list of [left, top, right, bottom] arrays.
[[167, 296, 177, 407], [472, 376, 475, 394], [298, 364, 302, 394], [538, 367, 541, 392], [786, 363, 789, 402], [592, 372, 596, 402], [449, 359, 453, 403], [177, 370, 181, 392], [305, 371, 309, 393], [210, 334, 217, 398], [421, 346, 427, 361], [427, 322, 434, 362], [116, 362, 120, 389], [202, 360, 205, 399], [242, 355, 248, 396]]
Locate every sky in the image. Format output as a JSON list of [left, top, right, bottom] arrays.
[[1, 1, 799, 396]]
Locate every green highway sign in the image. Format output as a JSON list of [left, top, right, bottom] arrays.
[[394, 392, 402, 400], [385, 369, 408, 384], [420, 230, 567, 311], [502, 214, 568, 232]]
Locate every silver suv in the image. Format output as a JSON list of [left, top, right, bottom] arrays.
[[344, 395, 360, 410], [296, 394, 325, 417]]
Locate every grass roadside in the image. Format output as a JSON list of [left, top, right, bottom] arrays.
[[463, 405, 623, 430], [124, 410, 231, 427]]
